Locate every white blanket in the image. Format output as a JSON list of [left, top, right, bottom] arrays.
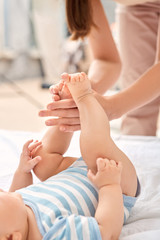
[[0, 129, 160, 239]]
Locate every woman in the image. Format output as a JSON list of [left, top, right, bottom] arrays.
[[115, 0, 160, 135], [39, 0, 160, 136]]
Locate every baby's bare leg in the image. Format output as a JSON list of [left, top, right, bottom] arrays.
[[64, 72, 137, 197], [88, 158, 123, 240]]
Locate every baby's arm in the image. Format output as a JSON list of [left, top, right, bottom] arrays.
[[34, 81, 78, 181], [33, 126, 77, 181], [9, 140, 42, 192], [88, 158, 124, 240]]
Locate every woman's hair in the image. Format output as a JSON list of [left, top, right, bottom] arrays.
[[65, 0, 96, 40]]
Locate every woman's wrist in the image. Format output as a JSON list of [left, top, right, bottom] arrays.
[[106, 93, 124, 120], [93, 91, 122, 120]]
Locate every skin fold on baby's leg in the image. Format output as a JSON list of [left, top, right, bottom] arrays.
[[63, 72, 137, 197]]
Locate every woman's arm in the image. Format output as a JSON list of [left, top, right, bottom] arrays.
[[99, 62, 160, 120], [39, 62, 160, 131], [88, 0, 121, 94]]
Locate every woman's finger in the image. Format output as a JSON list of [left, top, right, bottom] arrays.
[[45, 117, 80, 126], [39, 108, 79, 118], [47, 98, 76, 110]]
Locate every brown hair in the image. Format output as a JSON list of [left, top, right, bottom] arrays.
[[65, 0, 96, 40]]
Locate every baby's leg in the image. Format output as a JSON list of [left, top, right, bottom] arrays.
[[64, 72, 137, 197], [88, 158, 124, 240]]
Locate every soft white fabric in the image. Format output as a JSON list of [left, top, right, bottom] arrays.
[[0, 129, 160, 239]]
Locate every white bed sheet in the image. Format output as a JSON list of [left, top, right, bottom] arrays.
[[0, 129, 160, 239]]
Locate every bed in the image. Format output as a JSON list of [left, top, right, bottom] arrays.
[[0, 129, 160, 239]]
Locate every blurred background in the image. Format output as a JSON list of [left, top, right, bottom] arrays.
[[0, 0, 116, 82]]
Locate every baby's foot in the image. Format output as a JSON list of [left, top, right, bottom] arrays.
[[62, 72, 92, 103], [88, 158, 122, 189], [50, 75, 72, 100]]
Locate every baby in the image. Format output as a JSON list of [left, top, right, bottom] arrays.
[[0, 72, 140, 240]]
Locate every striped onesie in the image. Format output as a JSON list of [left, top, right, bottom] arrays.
[[17, 157, 137, 240]]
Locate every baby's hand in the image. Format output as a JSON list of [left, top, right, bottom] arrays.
[[87, 158, 122, 189], [18, 140, 42, 174]]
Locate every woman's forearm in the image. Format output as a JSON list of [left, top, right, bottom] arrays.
[[88, 59, 121, 94], [88, 0, 121, 95], [94, 62, 160, 120], [112, 63, 160, 118]]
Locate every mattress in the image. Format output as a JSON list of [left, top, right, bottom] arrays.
[[0, 129, 160, 239]]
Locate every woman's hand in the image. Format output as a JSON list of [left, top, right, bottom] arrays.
[[39, 80, 81, 132], [39, 78, 121, 132], [39, 98, 80, 132]]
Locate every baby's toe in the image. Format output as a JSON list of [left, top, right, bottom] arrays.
[[79, 72, 85, 81], [61, 72, 70, 82], [81, 72, 87, 79], [69, 74, 76, 83], [110, 160, 117, 166]]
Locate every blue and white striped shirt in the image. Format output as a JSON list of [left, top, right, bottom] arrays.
[[17, 157, 137, 240]]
